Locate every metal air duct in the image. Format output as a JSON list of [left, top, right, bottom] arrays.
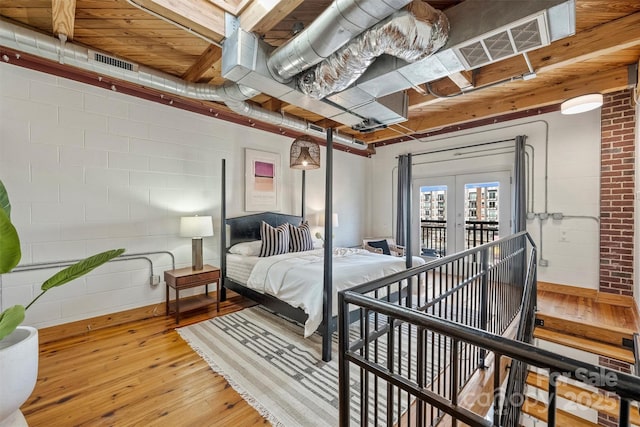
[[266, 0, 413, 83], [225, 0, 575, 134], [327, 0, 575, 104], [297, 2, 449, 99], [0, 18, 369, 151]]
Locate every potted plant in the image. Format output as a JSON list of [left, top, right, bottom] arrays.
[[0, 180, 124, 426]]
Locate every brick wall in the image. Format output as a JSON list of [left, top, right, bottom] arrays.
[[597, 356, 632, 426], [600, 89, 636, 295]]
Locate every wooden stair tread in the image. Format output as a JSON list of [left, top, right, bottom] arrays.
[[522, 396, 598, 426], [536, 312, 636, 347], [533, 328, 635, 363], [526, 371, 640, 425]]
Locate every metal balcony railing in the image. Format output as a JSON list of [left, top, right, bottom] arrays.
[[421, 220, 499, 257]]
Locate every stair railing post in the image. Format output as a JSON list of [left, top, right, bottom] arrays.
[[479, 245, 489, 368], [619, 397, 630, 427], [548, 371, 558, 427], [493, 352, 502, 426]]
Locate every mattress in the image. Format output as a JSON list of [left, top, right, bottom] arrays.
[[226, 248, 425, 337], [226, 253, 260, 284]]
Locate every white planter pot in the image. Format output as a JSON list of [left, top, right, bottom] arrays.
[[0, 326, 38, 427]]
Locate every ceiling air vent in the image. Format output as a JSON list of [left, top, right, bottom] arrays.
[[454, 13, 549, 70], [89, 50, 138, 72]]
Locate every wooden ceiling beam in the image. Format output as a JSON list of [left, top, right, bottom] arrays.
[[529, 10, 640, 74], [240, 0, 304, 34], [448, 70, 474, 90], [208, 0, 251, 15], [52, 0, 76, 40], [405, 11, 640, 114], [181, 45, 223, 82], [132, 0, 225, 43], [362, 66, 630, 143]]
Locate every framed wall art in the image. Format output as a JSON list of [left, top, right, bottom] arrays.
[[245, 148, 281, 212]]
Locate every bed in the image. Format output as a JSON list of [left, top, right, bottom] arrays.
[[220, 210, 425, 361]]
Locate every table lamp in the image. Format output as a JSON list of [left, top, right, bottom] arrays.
[[180, 215, 213, 270]]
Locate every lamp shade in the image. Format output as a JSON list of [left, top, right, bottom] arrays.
[[180, 216, 213, 238], [317, 212, 339, 227], [560, 94, 603, 115], [290, 136, 320, 170]]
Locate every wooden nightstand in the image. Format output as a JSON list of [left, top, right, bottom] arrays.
[[164, 264, 220, 324]]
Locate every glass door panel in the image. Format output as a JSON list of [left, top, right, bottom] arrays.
[[454, 172, 511, 252], [419, 185, 448, 257], [414, 172, 511, 259]]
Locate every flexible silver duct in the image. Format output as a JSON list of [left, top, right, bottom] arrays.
[[0, 19, 368, 150], [266, 0, 412, 83], [298, 2, 449, 99]]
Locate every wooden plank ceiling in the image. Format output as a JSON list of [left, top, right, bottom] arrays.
[[1, 0, 640, 147]]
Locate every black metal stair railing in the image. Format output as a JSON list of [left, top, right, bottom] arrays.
[[338, 232, 640, 426], [499, 238, 537, 426]]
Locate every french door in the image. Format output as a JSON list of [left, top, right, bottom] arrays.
[[413, 171, 512, 258]]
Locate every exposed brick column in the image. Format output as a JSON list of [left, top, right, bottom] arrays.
[[600, 89, 636, 296]]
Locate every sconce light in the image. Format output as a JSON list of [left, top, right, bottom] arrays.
[[180, 215, 213, 270], [560, 94, 603, 115]]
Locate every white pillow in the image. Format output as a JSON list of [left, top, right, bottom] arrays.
[[228, 240, 262, 256]]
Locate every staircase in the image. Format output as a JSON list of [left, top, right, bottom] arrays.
[[521, 284, 640, 426]]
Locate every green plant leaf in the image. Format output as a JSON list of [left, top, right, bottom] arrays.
[[0, 179, 11, 219], [0, 305, 26, 341], [0, 208, 21, 274], [41, 248, 125, 291]]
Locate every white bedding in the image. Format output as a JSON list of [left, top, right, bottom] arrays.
[[242, 247, 425, 337]]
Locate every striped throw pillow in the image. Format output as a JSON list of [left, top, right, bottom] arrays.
[[259, 221, 290, 257], [289, 221, 313, 252]]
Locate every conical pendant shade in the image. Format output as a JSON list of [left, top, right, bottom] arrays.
[[290, 136, 320, 170]]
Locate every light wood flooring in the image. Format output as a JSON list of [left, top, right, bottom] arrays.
[[537, 288, 638, 331], [21, 293, 268, 427], [20, 286, 639, 426]]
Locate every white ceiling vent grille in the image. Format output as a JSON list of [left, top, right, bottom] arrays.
[[89, 50, 139, 72], [454, 13, 550, 70], [512, 20, 543, 51]]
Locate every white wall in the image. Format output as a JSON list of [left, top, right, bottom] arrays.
[[368, 110, 601, 289], [0, 63, 367, 328]]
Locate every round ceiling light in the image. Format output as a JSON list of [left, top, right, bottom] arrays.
[[560, 93, 604, 115]]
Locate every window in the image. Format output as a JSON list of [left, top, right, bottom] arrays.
[[469, 192, 477, 200], [488, 190, 497, 199], [488, 201, 496, 208]]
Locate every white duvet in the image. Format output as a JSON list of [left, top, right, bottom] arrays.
[[246, 247, 425, 337]]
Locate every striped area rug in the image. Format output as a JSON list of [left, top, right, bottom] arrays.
[[177, 307, 422, 426]]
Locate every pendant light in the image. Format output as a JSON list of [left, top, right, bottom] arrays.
[[290, 136, 320, 170]]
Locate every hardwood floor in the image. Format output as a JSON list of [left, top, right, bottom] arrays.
[[537, 288, 638, 331], [21, 293, 269, 427], [20, 284, 639, 426]]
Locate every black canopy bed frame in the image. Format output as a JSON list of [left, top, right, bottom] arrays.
[[218, 130, 413, 362]]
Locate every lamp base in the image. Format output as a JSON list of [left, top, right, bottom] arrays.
[[192, 238, 203, 270]]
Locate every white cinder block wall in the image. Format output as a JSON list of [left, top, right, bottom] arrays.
[[0, 63, 368, 328], [368, 110, 601, 289]]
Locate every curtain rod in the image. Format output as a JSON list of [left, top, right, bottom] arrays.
[[396, 138, 516, 159]]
